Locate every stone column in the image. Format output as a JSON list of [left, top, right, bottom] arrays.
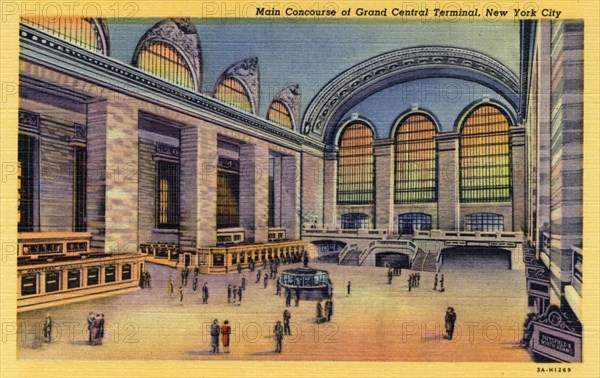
[[281, 154, 300, 239], [38, 272, 46, 294], [86, 100, 139, 253], [323, 151, 338, 228], [61, 270, 69, 291], [239, 142, 269, 242], [536, 21, 552, 253], [511, 127, 526, 232], [437, 133, 459, 230], [373, 140, 394, 232], [180, 123, 218, 249]]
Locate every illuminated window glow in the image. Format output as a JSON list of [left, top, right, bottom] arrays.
[[394, 114, 437, 203], [337, 123, 374, 205], [267, 101, 293, 129], [214, 78, 252, 112], [460, 105, 511, 202], [21, 17, 103, 53], [137, 41, 195, 89]]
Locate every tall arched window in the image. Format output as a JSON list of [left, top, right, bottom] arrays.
[[267, 101, 293, 129], [394, 113, 437, 203], [214, 77, 253, 112], [21, 17, 108, 54], [460, 104, 511, 202], [137, 41, 195, 90], [337, 122, 374, 205]]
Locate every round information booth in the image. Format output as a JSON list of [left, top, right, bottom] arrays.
[[280, 267, 330, 300]]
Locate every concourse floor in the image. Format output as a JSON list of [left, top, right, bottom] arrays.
[[17, 261, 532, 361]]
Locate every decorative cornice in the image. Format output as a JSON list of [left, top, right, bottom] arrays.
[[218, 57, 260, 114], [303, 46, 520, 139], [535, 305, 580, 334], [132, 18, 203, 91], [18, 110, 40, 129], [272, 84, 302, 129], [20, 25, 324, 153]]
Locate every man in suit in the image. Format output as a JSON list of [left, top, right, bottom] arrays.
[[274, 321, 284, 353], [444, 307, 457, 340], [210, 319, 220, 353], [43, 314, 52, 343], [283, 309, 292, 336], [202, 282, 209, 304]]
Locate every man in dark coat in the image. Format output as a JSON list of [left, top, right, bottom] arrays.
[[210, 319, 220, 353], [202, 282, 209, 304], [274, 321, 284, 353], [192, 276, 198, 292], [285, 287, 292, 307], [444, 307, 457, 340], [227, 284, 232, 303], [433, 274, 438, 291], [237, 286, 243, 303], [283, 309, 292, 336]]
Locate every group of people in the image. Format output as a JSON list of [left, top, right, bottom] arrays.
[[227, 282, 244, 304], [139, 270, 152, 288], [407, 272, 421, 291], [210, 319, 231, 353], [87, 312, 105, 345], [167, 274, 209, 304], [433, 273, 445, 292], [284, 287, 301, 307], [315, 299, 334, 322]]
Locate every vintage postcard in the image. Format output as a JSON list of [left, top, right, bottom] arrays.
[[1, 0, 598, 377]]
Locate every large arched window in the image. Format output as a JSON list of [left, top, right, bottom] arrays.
[[460, 104, 511, 202], [394, 113, 437, 203], [337, 122, 374, 205], [137, 41, 195, 90], [214, 77, 253, 112], [267, 101, 293, 129], [21, 17, 109, 54]]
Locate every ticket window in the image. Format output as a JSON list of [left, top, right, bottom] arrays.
[[121, 264, 132, 281], [45, 271, 60, 293], [105, 265, 116, 283], [67, 270, 81, 289], [87, 267, 99, 286], [20, 273, 37, 296]]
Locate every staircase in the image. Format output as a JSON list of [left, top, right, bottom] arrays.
[[411, 248, 426, 270], [422, 251, 438, 272], [411, 248, 438, 272], [339, 246, 361, 265]]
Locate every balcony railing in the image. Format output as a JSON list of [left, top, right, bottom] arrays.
[[139, 243, 179, 261]]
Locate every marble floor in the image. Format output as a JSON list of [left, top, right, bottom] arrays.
[[17, 261, 532, 361]]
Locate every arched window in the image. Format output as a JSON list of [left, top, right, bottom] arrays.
[[460, 104, 511, 202], [337, 122, 374, 205], [267, 101, 293, 129], [136, 41, 195, 90], [341, 213, 369, 229], [465, 213, 504, 232], [214, 77, 253, 112], [394, 113, 437, 203], [21, 17, 108, 54], [398, 213, 432, 235]]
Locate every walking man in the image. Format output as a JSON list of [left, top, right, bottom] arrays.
[[192, 276, 198, 292], [347, 281, 351, 295], [241, 276, 246, 291], [439, 274, 445, 292], [178, 286, 184, 305], [256, 270, 261, 284], [237, 286, 243, 303], [232, 285, 238, 303], [43, 313, 52, 343], [285, 287, 292, 307], [227, 284, 232, 303], [202, 282, 209, 304], [87, 312, 94, 344], [444, 307, 457, 340], [408, 275, 412, 292], [264, 273, 269, 289], [276, 279, 282, 295], [210, 319, 220, 353], [283, 309, 292, 336], [433, 273, 438, 291], [274, 321, 284, 353]]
